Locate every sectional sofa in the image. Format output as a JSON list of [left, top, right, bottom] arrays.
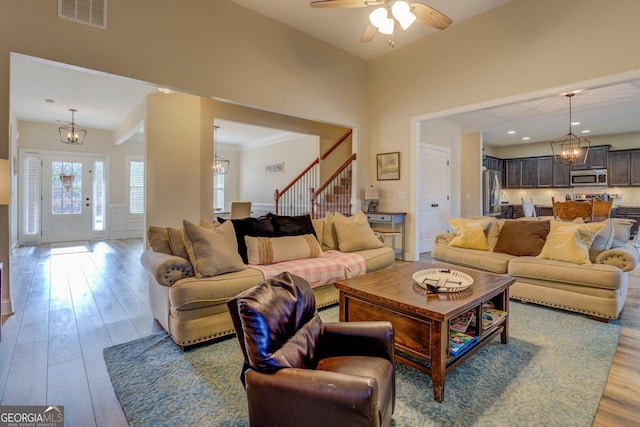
[[141, 211, 395, 347], [431, 216, 639, 321]]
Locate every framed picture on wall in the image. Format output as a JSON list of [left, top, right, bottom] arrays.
[[377, 152, 400, 180]]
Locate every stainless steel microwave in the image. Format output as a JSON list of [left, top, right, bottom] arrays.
[[570, 169, 607, 186]]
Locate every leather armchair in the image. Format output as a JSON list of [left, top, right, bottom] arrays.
[[227, 272, 395, 427]]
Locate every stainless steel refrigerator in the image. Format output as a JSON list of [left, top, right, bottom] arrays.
[[483, 169, 502, 216]]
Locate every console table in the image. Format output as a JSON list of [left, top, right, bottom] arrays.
[[366, 212, 406, 260]]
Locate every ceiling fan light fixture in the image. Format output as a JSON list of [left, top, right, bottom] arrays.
[[369, 7, 388, 28], [392, 1, 416, 30]]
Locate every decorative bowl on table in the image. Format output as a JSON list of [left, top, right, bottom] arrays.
[[412, 268, 474, 293]]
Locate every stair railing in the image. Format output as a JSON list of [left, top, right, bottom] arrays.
[[310, 153, 357, 219], [274, 129, 353, 216]]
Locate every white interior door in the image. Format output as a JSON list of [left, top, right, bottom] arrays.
[[419, 144, 450, 253], [41, 154, 93, 243]]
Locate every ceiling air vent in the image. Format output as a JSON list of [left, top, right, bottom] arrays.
[[58, 0, 107, 29]]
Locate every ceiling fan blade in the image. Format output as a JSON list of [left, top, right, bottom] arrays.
[[310, 0, 369, 8], [410, 2, 453, 30], [360, 23, 378, 42]]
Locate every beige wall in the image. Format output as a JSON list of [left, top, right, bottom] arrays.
[[0, 0, 368, 310], [461, 133, 483, 217], [367, 0, 640, 258]]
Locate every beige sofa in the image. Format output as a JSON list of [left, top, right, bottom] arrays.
[[431, 217, 639, 321], [141, 212, 395, 347]]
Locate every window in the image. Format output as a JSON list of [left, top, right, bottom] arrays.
[[94, 160, 105, 231], [213, 173, 225, 211], [23, 154, 41, 236], [129, 158, 144, 215], [51, 161, 83, 215]]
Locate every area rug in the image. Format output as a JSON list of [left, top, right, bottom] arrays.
[[104, 302, 621, 427]]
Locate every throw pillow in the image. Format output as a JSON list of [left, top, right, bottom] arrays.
[[537, 220, 606, 266], [334, 211, 384, 252], [312, 218, 324, 246], [447, 218, 495, 251], [493, 220, 550, 256], [588, 219, 615, 262], [167, 227, 189, 260], [218, 215, 276, 263], [448, 221, 490, 251], [267, 213, 317, 238], [466, 216, 500, 249], [245, 234, 323, 265], [182, 219, 247, 278], [611, 218, 636, 247], [147, 226, 172, 255], [322, 212, 339, 251]]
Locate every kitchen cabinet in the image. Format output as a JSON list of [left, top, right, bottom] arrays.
[[553, 161, 571, 187], [504, 159, 520, 188], [572, 145, 608, 170], [520, 158, 537, 188], [536, 157, 553, 187], [608, 151, 630, 186], [483, 155, 503, 172], [607, 149, 640, 187]]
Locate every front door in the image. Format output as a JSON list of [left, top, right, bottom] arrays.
[[41, 154, 94, 243], [419, 144, 450, 253]]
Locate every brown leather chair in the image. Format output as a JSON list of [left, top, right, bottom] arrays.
[[552, 197, 593, 221], [227, 272, 395, 427]]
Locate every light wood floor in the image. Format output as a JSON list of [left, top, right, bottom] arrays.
[[0, 240, 637, 426]]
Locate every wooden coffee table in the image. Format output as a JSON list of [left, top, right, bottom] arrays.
[[334, 262, 515, 402]]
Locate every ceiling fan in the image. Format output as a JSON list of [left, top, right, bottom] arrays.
[[310, 0, 452, 44]]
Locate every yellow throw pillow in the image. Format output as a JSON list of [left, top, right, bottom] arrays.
[[245, 234, 323, 265], [182, 219, 247, 278], [334, 211, 384, 252], [448, 221, 490, 251], [447, 218, 492, 251], [537, 220, 606, 265]]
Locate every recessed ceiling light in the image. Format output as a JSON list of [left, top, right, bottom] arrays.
[[157, 88, 174, 94], [507, 130, 516, 134], [522, 137, 530, 140], [571, 121, 581, 126], [581, 129, 591, 133]]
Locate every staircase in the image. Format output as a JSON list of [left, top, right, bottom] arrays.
[[275, 130, 355, 219]]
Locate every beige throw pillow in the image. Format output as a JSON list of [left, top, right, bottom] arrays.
[[334, 211, 384, 252], [322, 212, 339, 251], [182, 219, 246, 278], [537, 220, 605, 266], [147, 226, 173, 255], [245, 234, 323, 265], [167, 227, 189, 259]]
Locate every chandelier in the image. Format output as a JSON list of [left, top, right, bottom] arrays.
[[58, 109, 87, 145], [550, 93, 590, 165], [213, 125, 230, 175]]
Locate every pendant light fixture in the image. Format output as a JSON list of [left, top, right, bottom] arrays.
[[59, 108, 87, 145], [213, 125, 230, 175], [550, 93, 590, 164]]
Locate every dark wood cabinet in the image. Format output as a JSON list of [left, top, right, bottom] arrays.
[[536, 157, 553, 187], [504, 159, 521, 188], [483, 155, 503, 172], [630, 151, 640, 185], [608, 151, 631, 186], [520, 158, 537, 188], [572, 145, 608, 170], [552, 161, 571, 187]]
